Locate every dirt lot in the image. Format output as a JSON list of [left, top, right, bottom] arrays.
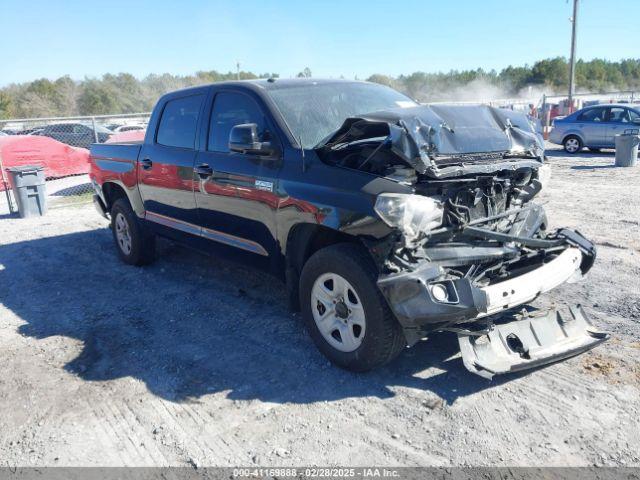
[[0, 146, 639, 467]]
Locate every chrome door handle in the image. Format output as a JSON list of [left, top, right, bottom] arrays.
[[140, 158, 153, 170]]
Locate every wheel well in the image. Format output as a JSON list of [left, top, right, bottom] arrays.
[[102, 182, 128, 211], [563, 133, 583, 145], [284, 224, 363, 311]]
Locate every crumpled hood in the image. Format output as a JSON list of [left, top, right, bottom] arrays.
[[319, 104, 545, 177]]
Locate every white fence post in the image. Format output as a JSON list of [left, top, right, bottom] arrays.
[[91, 116, 99, 143]]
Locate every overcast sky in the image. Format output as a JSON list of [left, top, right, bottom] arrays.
[[1, 0, 638, 86]]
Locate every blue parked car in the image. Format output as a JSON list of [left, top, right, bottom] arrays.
[[549, 104, 640, 153]]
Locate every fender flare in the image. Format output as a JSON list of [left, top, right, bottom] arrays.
[[561, 131, 586, 146], [99, 180, 146, 218]]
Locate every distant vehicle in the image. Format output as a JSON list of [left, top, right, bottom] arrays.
[[113, 124, 146, 133], [105, 130, 146, 144], [39, 123, 112, 148], [17, 127, 44, 135], [549, 104, 640, 153], [90, 79, 606, 377], [106, 124, 147, 132], [0, 131, 7, 137]]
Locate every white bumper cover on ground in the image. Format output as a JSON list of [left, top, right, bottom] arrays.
[[477, 247, 582, 317], [458, 247, 608, 378], [458, 305, 609, 379]]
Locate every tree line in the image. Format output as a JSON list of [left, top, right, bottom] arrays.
[[1, 57, 640, 119]]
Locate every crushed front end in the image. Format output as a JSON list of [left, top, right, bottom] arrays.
[[375, 177, 608, 378], [319, 104, 609, 378], [376, 200, 596, 338]]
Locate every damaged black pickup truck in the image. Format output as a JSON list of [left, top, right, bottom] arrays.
[[90, 78, 608, 378]]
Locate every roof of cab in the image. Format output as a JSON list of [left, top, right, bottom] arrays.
[[249, 78, 367, 90], [161, 78, 369, 97]]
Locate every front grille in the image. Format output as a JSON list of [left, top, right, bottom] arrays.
[[432, 152, 506, 166]]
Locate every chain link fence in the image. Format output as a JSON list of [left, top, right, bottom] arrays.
[[0, 113, 150, 214], [2, 90, 639, 215]]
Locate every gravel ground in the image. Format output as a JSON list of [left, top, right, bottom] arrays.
[[0, 146, 638, 467]]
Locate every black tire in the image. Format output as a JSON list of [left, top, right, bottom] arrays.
[[299, 243, 405, 372], [563, 135, 583, 154], [110, 198, 156, 266]]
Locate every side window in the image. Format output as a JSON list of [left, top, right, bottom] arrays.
[[156, 94, 204, 149], [73, 124, 89, 134], [208, 92, 265, 152], [629, 109, 640, 123], [577, 108, 605, 122], [608, 107, 630, 123]]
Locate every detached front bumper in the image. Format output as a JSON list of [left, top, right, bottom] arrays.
[[377, 228, 608, 377], [377, 229, 596, 340], [458, 305, 608, 379]]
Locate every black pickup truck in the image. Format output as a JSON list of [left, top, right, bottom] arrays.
[[90, 79, 607, 378]]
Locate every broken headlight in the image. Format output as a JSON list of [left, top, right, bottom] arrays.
[[374, 193, 444, 240]]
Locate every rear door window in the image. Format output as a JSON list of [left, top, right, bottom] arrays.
[[608, 107, 630, 123], [577, 108, 606, 122], [156, 95, 204, 149]]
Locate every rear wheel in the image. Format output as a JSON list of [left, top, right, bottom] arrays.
[[563, 135, 583, 154], [110, 198, 156, 266], [299, 243, 405, 372]]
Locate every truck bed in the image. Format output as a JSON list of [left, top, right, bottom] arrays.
[[91, 142, 142, 163], [90, 142, 142, 202]]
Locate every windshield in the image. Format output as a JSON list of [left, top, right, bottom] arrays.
[[266, 82, 417, 148]]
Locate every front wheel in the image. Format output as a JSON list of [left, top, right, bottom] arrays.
[[299, 243, 405, 372], [563, 135, 583, 154]]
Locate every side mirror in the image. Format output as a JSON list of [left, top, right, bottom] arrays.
[[229, 123, 274, 156]]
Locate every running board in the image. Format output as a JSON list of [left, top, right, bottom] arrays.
[[458, 305, 609, 379]]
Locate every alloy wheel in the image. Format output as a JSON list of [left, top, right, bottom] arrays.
[[565, 138, 580, 153]]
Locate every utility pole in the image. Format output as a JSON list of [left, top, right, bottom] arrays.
[[568, 0, 579, 111], [236, 61, 240, 81]]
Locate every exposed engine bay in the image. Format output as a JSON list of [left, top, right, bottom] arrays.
[[317, 104, 607, 378], [316, 104, 546, 178], [316, 104, 564, 285]]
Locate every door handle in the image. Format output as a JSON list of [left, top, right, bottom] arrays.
[[194, 163, 214, 179], [140, 158, 153, 170]]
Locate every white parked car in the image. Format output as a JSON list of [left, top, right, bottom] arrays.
[[113, 124, 146, 133]]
